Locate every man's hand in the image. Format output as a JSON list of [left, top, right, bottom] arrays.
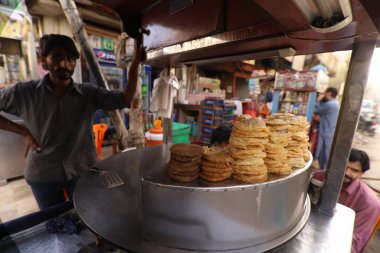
[[123, 44, 146, 105], [24, 131, 41, 158], [317, 93, 325, 102]]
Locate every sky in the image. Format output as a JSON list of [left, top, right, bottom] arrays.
[[366, 48, 380, 102], [368, 48, 380, 83]]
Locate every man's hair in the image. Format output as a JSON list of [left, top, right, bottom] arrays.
[[211, 125, 231, 144], [349, 148, 370, 172], [326, 87, 338, 98], [39, 34, 80, 59]]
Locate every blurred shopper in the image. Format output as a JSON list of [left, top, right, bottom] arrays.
[[314, 87, 340, 170], [0, 34, 144, 209], [313, 149, 380, 253]]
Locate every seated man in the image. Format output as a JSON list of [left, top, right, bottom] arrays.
[[313, 148, 380, 253], [210, 125, 231, 147]]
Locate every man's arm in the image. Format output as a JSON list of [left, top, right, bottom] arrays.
[[0, 114, 40, 156], [314, 101, 333, 115], [0, 114, 29, 136], [351, 206, 380, 253], [123, 44, 146, 105]]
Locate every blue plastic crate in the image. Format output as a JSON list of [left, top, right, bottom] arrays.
[[201, 136, 211, 144], [202, 108, 224, 116], [203, 98, 224, 106], [224, 104, 237, 112], [202, 117, 223, 125], [223, 114, 236, 121], [201, 126, 218, 134]]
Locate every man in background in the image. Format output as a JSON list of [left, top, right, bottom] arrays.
[[314, 87, 340, 170], [313, 149, 380, 253]]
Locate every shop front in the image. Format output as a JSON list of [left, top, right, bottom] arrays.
[[1, 0, 380, 252], [0, 1, 36, 86]]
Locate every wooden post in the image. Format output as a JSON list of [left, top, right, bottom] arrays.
[[319, 39, 376, 216], [58, 0, 129, 148], [128, 64, 145, 148]]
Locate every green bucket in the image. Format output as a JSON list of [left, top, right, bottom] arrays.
[[172, 122, 191, 144]]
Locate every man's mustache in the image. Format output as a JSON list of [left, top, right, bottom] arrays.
[[56, 68, 72, 74], [345, 176, 353, 181]]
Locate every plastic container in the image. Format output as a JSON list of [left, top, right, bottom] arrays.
[[172, 122, 191, 144], [145, 120, 164, 146]]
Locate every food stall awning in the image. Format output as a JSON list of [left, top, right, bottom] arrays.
[[69, 0, 380, 67]]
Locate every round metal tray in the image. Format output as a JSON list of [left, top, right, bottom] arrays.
[[141, 156, 312, 251], [73, 145, 313, 253]]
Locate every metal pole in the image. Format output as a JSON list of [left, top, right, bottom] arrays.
[[58, 0, 129, 148], [319, 39, 376, 216]]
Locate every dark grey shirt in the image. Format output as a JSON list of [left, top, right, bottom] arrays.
[[0, 75, 127, 182]]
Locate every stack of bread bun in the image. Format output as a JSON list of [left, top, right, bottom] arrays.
[[264, 117, 292, 175], [169, 143, 203, 182], [201, 147, 234, 182], [287, 116, 311, 167], [266, 113, 311, 168], [229, 116, 269, 182]]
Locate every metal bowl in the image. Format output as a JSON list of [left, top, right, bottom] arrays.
[[141, 156, 312, 251]]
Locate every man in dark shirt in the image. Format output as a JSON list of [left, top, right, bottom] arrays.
[[0, 34, 144, 209]]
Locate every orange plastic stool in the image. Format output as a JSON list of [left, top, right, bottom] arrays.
[[364, 215, 380, 251], [93, 123, 108, 159]]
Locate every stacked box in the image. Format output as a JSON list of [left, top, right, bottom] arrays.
[[198, 98, 236, 144]]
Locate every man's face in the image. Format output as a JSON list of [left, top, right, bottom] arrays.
[[344, 161, 364, 184], [42, 46, 76, 81], [322, 91, 332, 102]]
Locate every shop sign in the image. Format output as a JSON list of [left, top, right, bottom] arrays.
[[88, 35, 114, 51], [94, 48, 116, 62], [248, 78, 260, 96], [0, 0, 22, 10], [101, 37, 114, 51], [0, 10, 30, 39], [274, 71, 317, 90]]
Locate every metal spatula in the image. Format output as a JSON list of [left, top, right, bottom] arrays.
[[90, 167, 124, 189]]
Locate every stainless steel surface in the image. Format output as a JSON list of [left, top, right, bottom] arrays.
[[0, 112, 26, 182], [271, 203, 354, 253], [141, 158, 311, 251], [74, 145, 354, 252], [320, 39, 377, 216]]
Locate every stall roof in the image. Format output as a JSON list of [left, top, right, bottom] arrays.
[[42, 0, 380, 66]]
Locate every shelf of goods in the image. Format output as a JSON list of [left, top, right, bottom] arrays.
[[272, 71, 318, 122], [197, 98, 236, 144]]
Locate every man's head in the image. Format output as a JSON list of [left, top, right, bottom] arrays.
[[323, 87, 338, 101], [344, 148, 370, 184], [211, 125, 231, 147], [39, 34, 79, 81]]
